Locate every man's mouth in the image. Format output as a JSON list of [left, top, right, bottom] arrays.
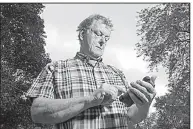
[[96, 46, 102, 50]]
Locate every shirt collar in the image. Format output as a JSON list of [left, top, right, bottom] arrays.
[[75, 52, 103, 66]]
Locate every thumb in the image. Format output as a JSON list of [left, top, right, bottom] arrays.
[[151, 75, 157, 86], [114, 85, 126, 94]]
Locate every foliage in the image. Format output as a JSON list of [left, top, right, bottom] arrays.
[[1, 3, 51, 78], [136, 112, 158, 129], [1, 3, 52, 129], [136, 3, 190, 129]]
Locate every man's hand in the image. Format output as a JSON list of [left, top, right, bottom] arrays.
[[91, 83, 125, 106], [128, 76, 157, 106], [126, 76, 157, 123]]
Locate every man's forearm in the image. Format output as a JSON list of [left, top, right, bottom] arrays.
[[31, 96, 94, 124], [127, 104, 149, 124]]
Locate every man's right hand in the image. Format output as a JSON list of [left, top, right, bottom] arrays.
[[90, 83, 125, 107]]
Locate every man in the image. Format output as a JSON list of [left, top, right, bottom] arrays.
[[26, 14, 156, 129]]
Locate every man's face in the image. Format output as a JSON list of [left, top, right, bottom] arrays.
[[81, 20, 111, 58]]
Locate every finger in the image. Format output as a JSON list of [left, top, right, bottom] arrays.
[[103, 99, 114, 106], [114, 85, 126, 93], [101, 83, 116, 94], [143, 76, 155, 87], [132, 81, 157, 102], [142, 76, 151, 84], [128, 90, 143, 105], [136, 80, 155, 93], [130, 82, 151, 101], [130, 82, 147, 93], [129, 87, 149, 104], [151, 75, 157, 86]]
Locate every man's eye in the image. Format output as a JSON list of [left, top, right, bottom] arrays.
[[94, 31, 101, 36], [105, 37, 110, 41]]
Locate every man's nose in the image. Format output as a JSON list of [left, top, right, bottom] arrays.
[[99, 38, 105, 46]]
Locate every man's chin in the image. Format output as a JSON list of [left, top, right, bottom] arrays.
[[91, 53, 103, 59]]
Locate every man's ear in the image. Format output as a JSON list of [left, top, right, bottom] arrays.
[[79, 30, 84, 41]]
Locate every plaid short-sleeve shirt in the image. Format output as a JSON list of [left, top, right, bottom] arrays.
[[27, 52, 133, 129]]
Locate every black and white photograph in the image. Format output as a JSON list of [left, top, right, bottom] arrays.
[[1, 3, 190, 129]]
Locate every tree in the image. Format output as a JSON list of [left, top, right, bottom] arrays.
[[137, 112, 158, 129], [1, 4, 52, 129], [136, 3, 190, 129], [1, 3, 51, 77]]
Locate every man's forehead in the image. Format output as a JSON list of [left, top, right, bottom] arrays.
[[90, 19, 111, 30]]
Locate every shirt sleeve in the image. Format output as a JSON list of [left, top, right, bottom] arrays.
[[26, 64, 55, 99]]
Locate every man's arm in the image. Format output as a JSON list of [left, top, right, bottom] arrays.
[[28, 61, 95, 124], [31, 83, 123, 124], [31, 96, 95, 124]]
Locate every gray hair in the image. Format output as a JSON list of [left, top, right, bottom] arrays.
[[77, 14, 113, 41]]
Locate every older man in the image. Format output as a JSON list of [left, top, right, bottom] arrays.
[[27, 14, 156, 129]]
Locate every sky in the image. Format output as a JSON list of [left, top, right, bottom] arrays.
[[41, 3, 169, 112]]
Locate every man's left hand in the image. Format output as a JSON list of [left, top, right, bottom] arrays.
[[128, 76, 157, 118]]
